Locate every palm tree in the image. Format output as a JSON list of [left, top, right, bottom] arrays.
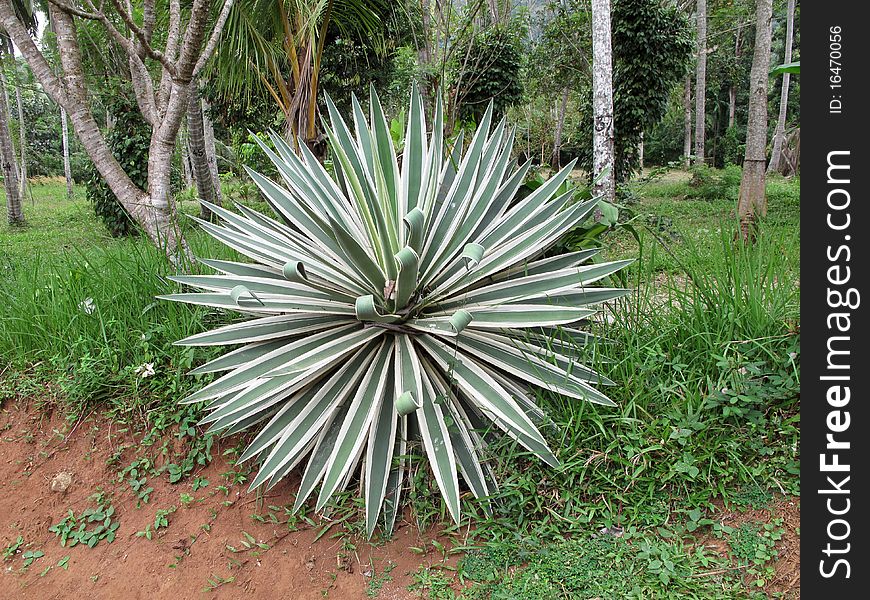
[[209, 0, 383, 154]]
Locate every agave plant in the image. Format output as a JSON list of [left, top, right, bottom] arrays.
[[160, 87, 630, 536]]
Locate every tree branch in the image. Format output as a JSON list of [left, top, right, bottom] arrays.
[[192, 0, 235, 79], [103, 0, 176, 76], [45, 0, 100, 20]]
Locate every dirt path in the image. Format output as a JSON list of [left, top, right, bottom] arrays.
[[0, 403, 457, 600]]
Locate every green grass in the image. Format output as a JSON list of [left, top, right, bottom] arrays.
[[601, 168, 800, 278], [1, 172, 800, 598], [1, 179, 111, 262]]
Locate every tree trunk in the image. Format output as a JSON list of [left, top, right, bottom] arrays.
[[694, 0, 707, 165], [737, 0, 773, 239], [591, 0, 615, 202], [551, 87, 570, 169], [14, 84, 27, 199], [683, 75, 692, 168], [638, 131, 644, 171], [181, 125, 194, 188], [728, 24, 742, 129], [728, 86, 736, 128], [0, 67, 22, 225], [145, 133, 187, 255], [0, 0, 233, 261], [201, 96, 222, 205], [767, 0, 795, 174], [187, 87, 217, 220], [61, 107, 74, 199]]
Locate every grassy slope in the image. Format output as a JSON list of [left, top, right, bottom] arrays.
[[1, 172, 801, 598]]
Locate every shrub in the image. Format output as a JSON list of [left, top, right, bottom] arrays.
[[162, 87, 630, 536], [85, 97, 149, 237], [686, 164, 742, 202]]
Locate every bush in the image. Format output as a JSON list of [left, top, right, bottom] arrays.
[[85, 97, 149, 237], [686, 164, 742, 201]]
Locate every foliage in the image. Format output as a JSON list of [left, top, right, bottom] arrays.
[[1, 168, 800, 597], [0, 187, 229, 417], [162, 88, 629, 537], [456, 532, 740, 598], [642, 87, 686, 167], [49, 493, 120, 548], [727, 519, 784, 588], [719, 126, 746, 167], [517, 167, 627, 251], [85, 95, 149, 237], [576, 0, 693, 183], [454, 24, 525, 124], [7, 60, 90, 180], [686, 164, 743, 202], [2, 535, 24, 560]]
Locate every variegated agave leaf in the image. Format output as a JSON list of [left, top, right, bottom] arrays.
[[161, 85, 630, 537]]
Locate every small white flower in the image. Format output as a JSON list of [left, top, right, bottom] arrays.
[[135, 363, 156, 378], [79, 298, 96, 315]]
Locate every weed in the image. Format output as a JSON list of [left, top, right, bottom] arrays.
[[727, 519, 784, 588], [366, 561, 397, 598], [202, 574, 235, 593], [49, 492, 120, 548], [21, 550, 44, 569], [136, 506, 178, 540], [2, 535, 24, 560]]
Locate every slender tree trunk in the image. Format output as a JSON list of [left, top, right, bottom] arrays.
[[767, 0, 795, 174], [0, 67, 22, 224], [728, 86, 736, 128], [187, 87, 217, 220], [61, 107, 74, 199], [14, 84, 26, 199], [591, 0, 615, 202], [737, 0, 773, 240], [683, 75, 692, 168], [728, 24, 742, 129], [694, 0, 707, 165], [181, 125, 194, 188], [201, 96, 222, 205], [638, 131, 644, 171], [551, 87, 569, 169]]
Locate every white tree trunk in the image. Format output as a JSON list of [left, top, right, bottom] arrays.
[[61, 107, 73, 199], [551, 87, 570, 169], [694, 0, 707, 165], [14, 84, 27, 199], [737, 0, 773, 239], [728, 24, 742, 129], [767, 0, 795, 174], [638, 131, 644, 171], [683, 75, 692, 168], [591, 0, 615, 202], [0, 66, 22, 224]]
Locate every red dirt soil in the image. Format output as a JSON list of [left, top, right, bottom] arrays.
[[0, 402, 459, 600]]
